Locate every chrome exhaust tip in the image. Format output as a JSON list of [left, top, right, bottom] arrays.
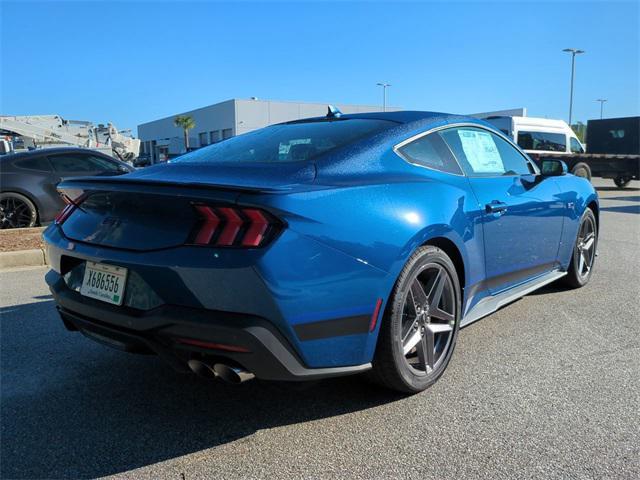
[[187, 359, 218, 380], [213, 363, 255, 384]]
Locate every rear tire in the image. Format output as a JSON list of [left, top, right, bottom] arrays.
[[614, 176, 632, 188], [562, 208, 597, 289], [571, 162, 592, 182], [371, 246, 461, 393], [0, 192, 38, 229]]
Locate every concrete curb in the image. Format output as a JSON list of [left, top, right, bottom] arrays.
[[0, 248, 48, 269]]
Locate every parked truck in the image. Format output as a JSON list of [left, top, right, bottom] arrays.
[[482, 115, 640, 188]]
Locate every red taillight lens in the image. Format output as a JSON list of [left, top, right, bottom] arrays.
[[54, 193, 87, 225], [190, 204, 282, 248]]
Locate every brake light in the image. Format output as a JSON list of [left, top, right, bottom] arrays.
[[190, 204, 282, 248], [54, 193, 87, 225]]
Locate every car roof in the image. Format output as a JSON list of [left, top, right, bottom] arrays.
[[283, 110, 489, 131], [0, 147, 113, 163]]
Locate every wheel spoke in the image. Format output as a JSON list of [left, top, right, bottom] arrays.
[[427, 267, 446, 308], [416, 334, 431, 370], [427, 323, 453, 334], [403, 328, 422, 355], [583, 234, 595, 251], [410, 278, 428, 306], [578, 251, 586, 274], [581, 251, 590, 273], [401, 315, 419, 343]]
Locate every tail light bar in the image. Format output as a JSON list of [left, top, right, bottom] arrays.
[[55, 192, 88, 225], [190, 204, 282, 248]]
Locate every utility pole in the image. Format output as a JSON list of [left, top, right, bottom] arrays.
[[376, 82, 391, 112], [562, 48, 585, 125], [596, 99, 607, 119]]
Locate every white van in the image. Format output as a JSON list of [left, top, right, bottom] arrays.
[[482, 116, 585, 155]]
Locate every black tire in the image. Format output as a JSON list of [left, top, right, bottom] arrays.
[[0, 192, 38, 229], [614, 176, 632, 188], [571, 162, 592, 181], [561, 208, 597, 289], [371, 246, 461, 393]]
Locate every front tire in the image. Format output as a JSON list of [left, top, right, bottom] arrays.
[[371, 246, 461, 393], [562, 208, 597, 289]]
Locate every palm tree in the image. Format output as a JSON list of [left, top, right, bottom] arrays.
[[174, 115, 196, 152]]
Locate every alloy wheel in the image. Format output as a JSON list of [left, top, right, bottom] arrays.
[[576, 215, 596, 279], [401, 263, 456, 375], [0, 196, 35, 229]]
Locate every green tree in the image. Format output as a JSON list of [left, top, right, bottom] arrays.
[[174, 115, 196, 152], [571, 121, 587, 143]]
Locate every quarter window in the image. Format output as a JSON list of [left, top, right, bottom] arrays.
[[396, 133, 462, 175], [440, 127, 533, 176], [517, 131, 567, 152], [570, 137, 584, 153], [14, 156, 52, 172]]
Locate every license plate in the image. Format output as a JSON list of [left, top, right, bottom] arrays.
[[80, 262, 128, 306]]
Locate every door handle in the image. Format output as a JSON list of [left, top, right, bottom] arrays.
[[485, 201, 508, 214]]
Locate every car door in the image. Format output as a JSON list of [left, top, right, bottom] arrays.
[[439, 126, 565, 294]]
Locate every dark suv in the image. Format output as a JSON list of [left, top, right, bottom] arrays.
[[0, 147, 134, 228]]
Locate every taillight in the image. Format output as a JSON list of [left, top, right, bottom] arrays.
[[189, 204, 282, 248], [54, 193, 87, 225]]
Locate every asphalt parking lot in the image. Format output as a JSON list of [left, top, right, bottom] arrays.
[[1, 178, 638, 480]]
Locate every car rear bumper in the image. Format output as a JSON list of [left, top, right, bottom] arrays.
[[46, 269, 371, 381]]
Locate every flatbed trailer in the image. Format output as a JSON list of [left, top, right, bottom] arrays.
[[529, 152, 640, 188]]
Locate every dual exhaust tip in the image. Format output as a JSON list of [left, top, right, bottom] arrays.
[[188, 359, 255, 384]]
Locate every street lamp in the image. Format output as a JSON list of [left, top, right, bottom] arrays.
[[562, 48, 585, 125], [596, 99, 607, 119], [376, 82, 391, 112]]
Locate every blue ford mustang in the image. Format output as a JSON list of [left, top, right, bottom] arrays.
[[43, 110, 599, 393]]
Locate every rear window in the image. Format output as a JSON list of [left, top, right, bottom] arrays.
[[172, 119, 395, 164], [517, 131, 566, 152], [14, 156, 52, 172]]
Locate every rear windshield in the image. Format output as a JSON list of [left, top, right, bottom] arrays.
[[172, 119, 395, 164]]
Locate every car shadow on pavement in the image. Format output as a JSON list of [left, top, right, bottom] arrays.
[[600, 205, 640, 215], [602, 195, 640, 202], [1, 300, 403, 480], [595, 186, 640, 192]]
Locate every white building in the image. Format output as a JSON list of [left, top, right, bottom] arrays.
[[137, 98, 400, 163]]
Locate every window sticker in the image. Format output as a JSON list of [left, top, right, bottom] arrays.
[[457, 130, 504, 173]]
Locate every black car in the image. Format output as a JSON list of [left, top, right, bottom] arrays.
[[0, 147, 134, 228]]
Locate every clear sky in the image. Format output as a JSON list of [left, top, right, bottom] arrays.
[[1, 0, 639, 132]]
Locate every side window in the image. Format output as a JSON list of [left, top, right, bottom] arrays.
[[440, 127, 533, 176], [84, 155, 121, 172], [396, 133, 462, 175], [570, 137, 584, 153], [14, 156, 52, 172], [49, 154, 94, 173], [49, 154, 119, 173], [517, 131, 567, 152]]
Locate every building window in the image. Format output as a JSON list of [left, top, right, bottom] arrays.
[[210, 130, 221, 144], [199, 132, 209, 147], [222, 128, 233, 140]]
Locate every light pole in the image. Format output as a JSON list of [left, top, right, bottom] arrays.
[[596, 98, 607, 119], [376, 82, 391, 112], [562, 48, 585, 125]]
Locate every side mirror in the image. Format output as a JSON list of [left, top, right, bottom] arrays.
[[541, 159, 568, 177]]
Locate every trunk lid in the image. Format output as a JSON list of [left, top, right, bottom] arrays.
[[57, 162, 314, 251]]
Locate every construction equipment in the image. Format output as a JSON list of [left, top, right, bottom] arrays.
[[0, 115, 140, 162]]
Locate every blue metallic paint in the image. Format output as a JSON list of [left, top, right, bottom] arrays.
[[43, 111, 599, 373]]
